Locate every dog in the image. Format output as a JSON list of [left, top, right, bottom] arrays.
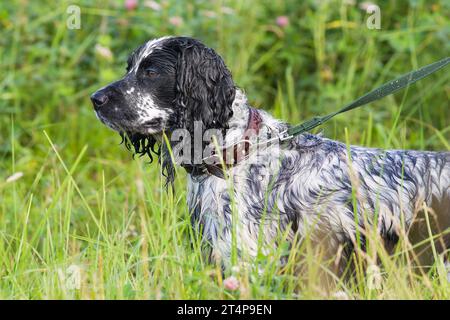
[[91, 36, 450, 281]]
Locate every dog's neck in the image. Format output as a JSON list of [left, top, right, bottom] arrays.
[[175, 89, 290, 179], [180, 89, 258, 177], [224, 89, 252, 145]]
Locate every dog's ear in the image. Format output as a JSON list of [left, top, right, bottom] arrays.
[[174, 38, 235, 131]]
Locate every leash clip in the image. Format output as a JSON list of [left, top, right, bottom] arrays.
[[278, 130, 293, 142]]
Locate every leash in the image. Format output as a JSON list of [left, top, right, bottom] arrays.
[[185, 57, 449, 179], [281, 56, 450, 141]]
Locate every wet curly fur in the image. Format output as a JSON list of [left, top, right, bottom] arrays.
[[91, 36, 450, 279], [109, 37, 235, 187]]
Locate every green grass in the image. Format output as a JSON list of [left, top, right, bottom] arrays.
[[0, 0, 449, 299]]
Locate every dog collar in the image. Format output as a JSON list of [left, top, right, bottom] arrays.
[[183, 108, 262, 178]]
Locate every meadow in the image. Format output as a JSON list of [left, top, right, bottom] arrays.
[[0, 0, 449, 299]]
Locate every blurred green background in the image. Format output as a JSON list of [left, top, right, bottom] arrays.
[[0, 0, 449, 299], [1, 0, 449, 159]]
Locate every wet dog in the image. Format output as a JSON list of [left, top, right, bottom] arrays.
[[91, 36, 450, 278]]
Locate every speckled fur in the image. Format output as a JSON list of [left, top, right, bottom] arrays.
[[92, 36, 450, 276], [188, 90, 450, 271]]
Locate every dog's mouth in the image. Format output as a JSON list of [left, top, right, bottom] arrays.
[[137, 117, 165, 135], [94, 111, 121, 131], [142, 118, 163, 128], [95, 111, 164, 135]]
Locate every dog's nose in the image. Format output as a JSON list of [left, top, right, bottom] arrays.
[[90, 91, 109, 108]]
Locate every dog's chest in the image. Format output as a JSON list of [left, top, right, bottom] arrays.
[[185, 151, 290, 257], [187, 174, 227, 235]]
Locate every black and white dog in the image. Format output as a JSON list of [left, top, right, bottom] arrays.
[[91, 36, 449, 278]]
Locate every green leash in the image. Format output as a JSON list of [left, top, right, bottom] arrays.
[[283, 56, 450, 140]]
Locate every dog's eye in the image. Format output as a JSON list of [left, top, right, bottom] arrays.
[[144, 68, 159, 78]]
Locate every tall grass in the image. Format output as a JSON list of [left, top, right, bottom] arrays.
[[0, 0, 449, 299]]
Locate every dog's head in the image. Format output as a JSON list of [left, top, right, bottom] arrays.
[[91, 36, 236, 138], [91, 36, 236, 185]]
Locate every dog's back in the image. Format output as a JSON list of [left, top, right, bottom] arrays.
[[188, 118, 450, 270]]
